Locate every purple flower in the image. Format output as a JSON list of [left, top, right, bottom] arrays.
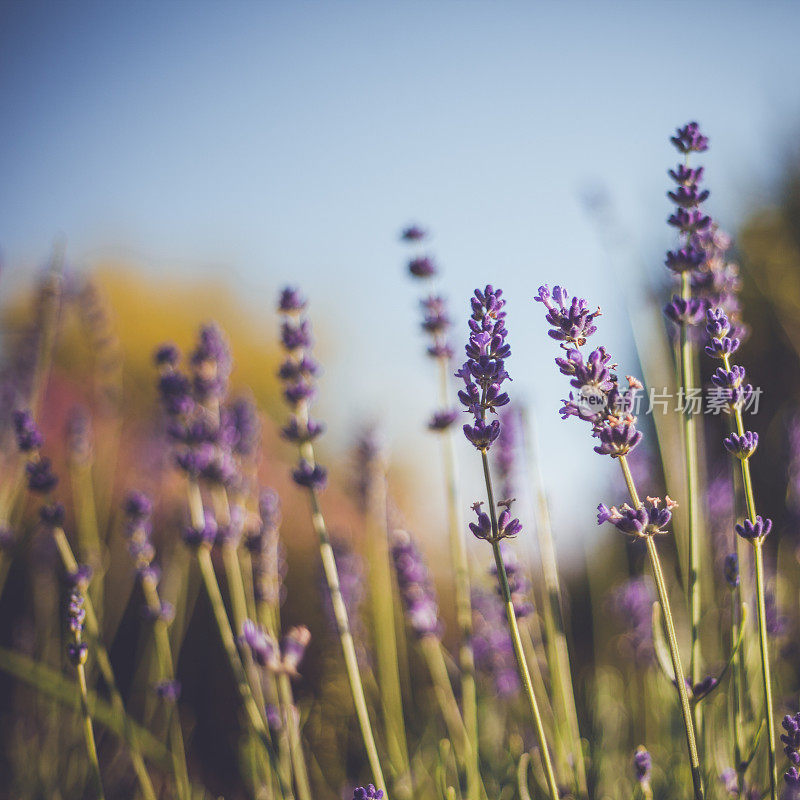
[[535, 285, 600, 346], [229, 397, 260, 456], [155, 680, 181, 703], [705, 306, 741, 358], [593, 419, 643, 457], [633, 747, 652, 783], [457, 285, 512, 451], [240, 619, 279, 669], [26, 458, 58, 494], [735, 516, 772, 542], [400, 224, 427, 242], [428, 408, 458, 431], [280, 319, 313, 351], [782, 714, 800, 765], [66, 591, 88, 666], [66, 564, 93, 590], [665, 245, 706, 274], [469, 499, 523, 543], [391, 530, 441, 639], [408, 255, 437, 278], [182, 509, 218, 548], [292, 460, 327, 491], [723, 431, 758, 460], [668, 207, 712, 235], [724, 553, 739, 588], [278, 286, 307, 313], [39, 502, 65, 528], [420, 295, 450, 336], [664, 295, 707, 326], [13, 409, 43, 452], [281, 417, 325, 444], [124, 490, 153, 522], [154, 343, 180, 367], [157, 371, 194, 417], [597, 496, 676, 538], [281, 626, 311, 677], [668, 184, 710, 208], [190, 323, 231, 401], [671, 121, 709, 153], [353, 786, 384, 800]]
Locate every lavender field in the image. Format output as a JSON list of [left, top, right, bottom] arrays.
[[4, 4, 800, 800]]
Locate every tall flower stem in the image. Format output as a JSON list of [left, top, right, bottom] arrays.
[[52, 527, 157, 800], [305, 480, 387, 795], [436, 357, 481, 800], [678, 271, 703, 731], [76, 659, 106, 800], [418, 635, 472, 767], [480, 450, 559, 800], [140, 573, 191, 800], [618, 456, 704, 800], [721, 354, 778, 800], [364, 461, 411, 784], [276, 673, 313, 800]]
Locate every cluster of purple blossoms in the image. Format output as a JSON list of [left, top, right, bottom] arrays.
[[634, 746, 652, 786], [400, 224, 458, 431], [245, 489, 286, 608], [468, 499, 522, 544], [66, 590, 88, 667], [536, 286, 644, 459], [471, 586, 520, 697], [353, 785, 384, 800], [239, 619, 311, 678], [456, 285, 512, 450], [783, 714, 800, 793], [122, 490, 156, 577], [597, 496, 677, 539], [155, 325, 253, 492], [390, 530, 441, 639], [276, 287, 327, 492], [14, 409, 59, 495]]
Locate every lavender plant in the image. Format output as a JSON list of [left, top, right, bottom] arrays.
[[535, 284, 705, 799], [457, 284, 560, 800]]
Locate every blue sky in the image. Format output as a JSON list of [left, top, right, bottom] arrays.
[[2, 0, 799, 550]]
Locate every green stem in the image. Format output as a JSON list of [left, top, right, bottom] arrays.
[[437, 356, 480, 800], [364, 462, 411, 783], [753, 541, 778, 800], [141, 573, 191, 800], [0, 646, 170, 765], [480, 450, 559, 800], [52, 527, 157, 800], [679, 271, 702, 729], [722, 354, 778, 800], [76, 661, 106, 800], [619, 456, 704, 800], [277, 672, 313, 800]]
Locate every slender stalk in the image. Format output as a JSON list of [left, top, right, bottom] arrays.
[[0, 646, 170, 765], [436, 358, 481, 800], [679, 271, 703, 727], [618, 456, 704, 800], [76, 660, 106, 800], [311, 488, 387, 794], [52, 527, 157, 800], [364, 461, 411, 782], [141, 573, 191, 800], [722, 353, 778, 800], [419, 635, 472, 766], [277, 672, 313, 800], [480, 450, 559, 800]]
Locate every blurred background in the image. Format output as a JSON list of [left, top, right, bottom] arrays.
[[4, 1, 800, 796]]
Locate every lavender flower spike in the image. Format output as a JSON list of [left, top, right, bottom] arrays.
[[391, 530, 441, 639], [735, 516, 772, 542], [457, 285, 512, 451], [353, 786, 384, 800]]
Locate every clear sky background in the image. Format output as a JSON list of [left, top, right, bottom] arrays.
[[2, 0, 800, 553]]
